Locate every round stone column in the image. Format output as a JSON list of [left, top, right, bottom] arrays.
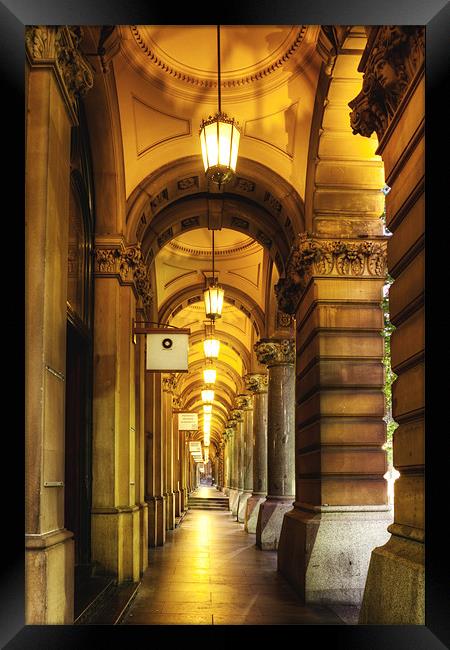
[[228, 418, 240, 515], [254, 338, 296, 550], [230, 408, 244, 517], [235, 395, 254, 522], [243, 373, 268, 533]]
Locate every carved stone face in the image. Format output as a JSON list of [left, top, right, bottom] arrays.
[[374, 58, 398, 89]]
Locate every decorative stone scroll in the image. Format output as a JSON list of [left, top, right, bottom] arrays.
[[244, 373, 269, 394], [235, 395, 253, 411], [230, 409, 244, 422], [348, 26, 424, 141], [162, 374, 178, 393], [275, 232, 388, 314], [227, 419, 238, 429], [254, 339, 295, 366], [25, 26, 94, 109], [95, 241, 153, 309]]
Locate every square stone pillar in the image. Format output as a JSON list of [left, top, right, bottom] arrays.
[[348, 27, 425, 624], [25, 25, 93, 622], [276, 234, 392, 603], [162, 376, 176, 530]]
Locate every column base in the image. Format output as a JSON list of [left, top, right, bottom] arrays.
[[245, 494, 266, 533], [165, 491, 176, 530], [146, 496, 166, 547], [26, 529, 74, 624], [277, 504, 393, 605], [237, 490, 252, 523], [174, 489, 182, 517], [359, 525, 424, 623], [229, 489, 242, 516], [91, 506, 141, 583], [256, 497, 294, 550]]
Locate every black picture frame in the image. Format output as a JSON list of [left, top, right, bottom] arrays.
[[5, 0, 449, 647]]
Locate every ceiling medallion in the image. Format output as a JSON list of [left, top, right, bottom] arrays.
[[130, 25, 307, 91]]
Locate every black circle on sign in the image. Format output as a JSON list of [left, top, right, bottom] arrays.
[[162, 338, 173, 349]]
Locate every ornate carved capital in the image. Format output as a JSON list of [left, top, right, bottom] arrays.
[[244, 373, 269, 394], [275, 232, 388, 314], [348, 26, 424, 140], [172, 395, 182, 409], [230, 409, 244, 422], [94, 240, 153, 309], [162, 374, 177, 393], [235, 394, 253, 411], [26, 26, 94, 111], [224, 427, 235, 438], [227, 419, 238, 429], [254, 338, 295, 366]]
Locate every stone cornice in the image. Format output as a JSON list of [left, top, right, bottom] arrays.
[[348, 26, 424, 141], [235, 395, 253, 411], [244, 373, 269, 394], [25, 26, 94, 122], [254, 338, 295, 366], [94, 240, 153, 309], [275, 232, 388, 314]]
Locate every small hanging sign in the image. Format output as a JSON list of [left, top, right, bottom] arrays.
[[178, 412, 198, 431], [133, 322, 190, 372]]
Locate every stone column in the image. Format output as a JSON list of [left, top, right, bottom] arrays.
[[254, 340, 296, 549], [275, 233, 392, 604], [172, 399, 182, 518], [179, 429, 187, 512], [348, 27, 425, 623], [243, 374, 269, 533], [222, 431, 231, 496], [227, 424, 237, 506], [229, 412, 243, 516], [135, 309, 148, 573], [146, 372, 166, 546], [25, 24, 93, 623], [235, 395, 254, 522], [162, 376, 176, 530]]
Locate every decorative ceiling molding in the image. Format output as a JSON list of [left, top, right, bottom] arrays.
[[129, 25, 307, 93], [132, 95, 190, 157], [167, 236, 260, 259], [244, 102, 298, 158]]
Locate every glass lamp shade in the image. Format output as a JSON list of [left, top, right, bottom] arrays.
[[199, 112, 241, 185], [203, 422, 211, 435], [204, 447, 209, 463], [203, 413, 212, 425], [203, 404, 213, 414], [201, 389, 215, 403], [203, 337, 220, 359], [203, 284, 224, 320], [203, 367, 217, 384]]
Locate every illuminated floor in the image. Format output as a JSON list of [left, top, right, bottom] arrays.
[[121, 493, 348, 626]]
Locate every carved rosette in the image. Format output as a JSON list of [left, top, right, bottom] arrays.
[[254, 338, 295, 367], [275, 232, 388, 314], [348, 26, 424, 141], [235, 395, 253, 411], [25, 26, 94, 110], [95, 241, 153, 309], [244, 373, 268, 394]]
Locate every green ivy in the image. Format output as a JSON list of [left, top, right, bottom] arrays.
[[381, 275, 398, 467]]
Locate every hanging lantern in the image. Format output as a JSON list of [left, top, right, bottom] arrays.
[[203, 282, 224, 320], [203, 404, 213, 414], [203, 413, 212, 425], [203, 367, 217, 385], [201, 389, 215, 403], [203, 432, 210, 448], [199, 27, 240, 187], [200, 113, 241, 186], [203, 337, 220, 359]]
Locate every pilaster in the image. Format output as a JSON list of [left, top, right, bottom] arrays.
[[348, 26, 425, 623], [25, 25, 93, 624]]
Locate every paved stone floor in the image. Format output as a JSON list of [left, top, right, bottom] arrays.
[[121, 489, 347, 626]]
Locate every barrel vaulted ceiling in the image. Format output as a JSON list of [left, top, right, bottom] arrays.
[[84, 24, 370, 451]]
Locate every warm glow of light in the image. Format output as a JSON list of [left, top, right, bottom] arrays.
[[203, 404, 212, 414], [203, 337, 220, 359], [203, 285, 224, 320], [203, 422, 211, 434], [202, 389, 215, 403], [203, 367, 217, 384], [199, 115, 241, 185], [203, 433, 210, 447]]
